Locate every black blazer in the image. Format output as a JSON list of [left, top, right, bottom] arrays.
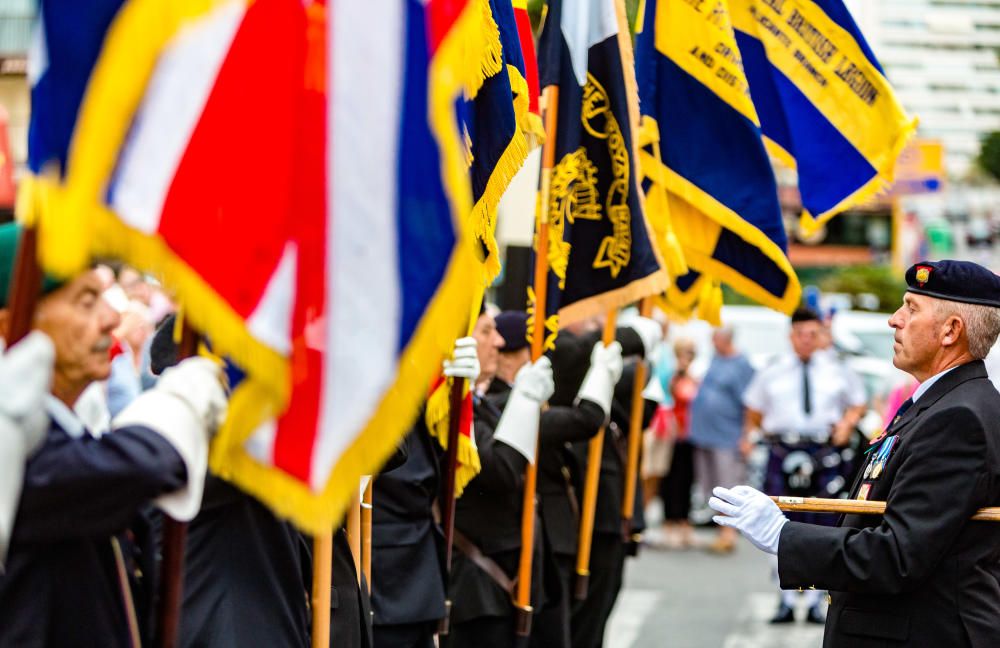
[[448, 387, 537, 625], [180, 477, 313, 648], [0, 419, 187, 648], [570, 360, 655, 537], [371, 423, 447, 627], [778, 360, 1000, 647], [546, 327, 646, 549], [448, 380, 604, 624]]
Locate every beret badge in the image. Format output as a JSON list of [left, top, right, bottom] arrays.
[[915, 265, 932, 287]]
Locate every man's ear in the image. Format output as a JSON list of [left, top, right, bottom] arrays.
[[940, 315, 964, 348]]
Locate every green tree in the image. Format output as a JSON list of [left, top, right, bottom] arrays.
[[818, 265, 906, 312], [977, 131, 1000, 182]]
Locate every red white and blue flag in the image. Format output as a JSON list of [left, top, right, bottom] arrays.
[[24, 0, 489, 532]]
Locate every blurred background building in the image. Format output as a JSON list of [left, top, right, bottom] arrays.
[[848, 0, 1000, 178], [0, 0, 33, 220]]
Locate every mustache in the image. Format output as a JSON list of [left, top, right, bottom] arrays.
[[92, 336, 113, 353]]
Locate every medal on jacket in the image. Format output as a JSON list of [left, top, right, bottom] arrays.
[[870, 435, 897, 480]]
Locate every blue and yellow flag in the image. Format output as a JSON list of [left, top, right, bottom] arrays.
[[531, 0, 668, 347], [636, 0, 800, 317], [731, 0, 916, 234]]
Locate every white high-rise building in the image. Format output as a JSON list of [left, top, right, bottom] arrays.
[[847, 0, 1000, 177]]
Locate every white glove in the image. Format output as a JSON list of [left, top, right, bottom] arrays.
[[442, 337, 480, 382], [0, 418, 26, 569], [493, 357, 554, 463], [0, 332, 55, 568], [617, 312, 662, 358], [0, 332, 55, 455], [709, 485, 788, 555], [575, 341, 623, 417], [113, 357, 227, 521]]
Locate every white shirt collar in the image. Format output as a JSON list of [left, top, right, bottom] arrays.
[[912, 366, 959, 402], [45, 394, 87, 439]]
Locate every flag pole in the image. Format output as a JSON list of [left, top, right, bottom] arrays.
[[574, 310, 618, 600], [437, 374, 467, 636], [515, 83, 560, 638], [311, 532, 333, 648], [347, 488, 362, 585], [620, 297, 652, 544], [361, 477, 373, 594], [5, 224, 42, 345], [439, 288, 481, 635], [772, 496, 1000, 521], [155, 322, 199, 648]]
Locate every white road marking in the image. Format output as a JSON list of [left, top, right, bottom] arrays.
[[722, 593, 824, 648], [606, 590, 663, 648]]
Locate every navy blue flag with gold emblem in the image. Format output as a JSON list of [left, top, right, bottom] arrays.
[[530, 0, 667, 349]]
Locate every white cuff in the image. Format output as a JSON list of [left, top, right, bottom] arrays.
[[576, 367, 614, 418], [0, 418, 27, 568], [492, 389, 542, 464], [113, 391, 209, 522]]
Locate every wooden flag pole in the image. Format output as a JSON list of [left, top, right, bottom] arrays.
[[347, 488, 362, 585], [5, 224, 42, 345], [155, 324, 199, 648], [361, 477, 373, 594], [620, 298, 653, 543], [772, 496, 1000, 521], [574, 311, 618, 601], [311, 532, 333, 648], [437, 375, 467, 635], [514, 83, 560, 638]]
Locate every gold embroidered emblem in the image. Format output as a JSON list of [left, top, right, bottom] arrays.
[[543, 147, 600, 289], [581, 73, 631, 278]]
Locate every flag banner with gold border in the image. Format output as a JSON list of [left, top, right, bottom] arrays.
[[636, 0, 800, 316], [468, 0, 533, 283], [22, 0, 490, 533], [730, 0, 916, 234], [531, 0, 667, 348]]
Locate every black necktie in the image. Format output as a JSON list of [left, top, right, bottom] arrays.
[[802, 359, 812, 415], [892, 398, 913, 425]]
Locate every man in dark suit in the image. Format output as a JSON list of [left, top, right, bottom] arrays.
[[442, 309, 556, 648], [443, 310, 618, 648], [371, 329, 488, 648], [540, 310, 661, 648], [0, 224, 226, 648], [711, 259, 1000, 648]]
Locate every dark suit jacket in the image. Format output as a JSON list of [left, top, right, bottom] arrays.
[[371, 423, 447, 627], [179, 477, 313, 648], [449, 387, 535, 625], [570, 360, 655, 538], [0, 419, 187, 648], [778, 360, 1000, 648], [448, 381, 604, 624], [545, 327, 645, 553]]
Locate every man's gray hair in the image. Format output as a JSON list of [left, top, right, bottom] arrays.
[[934, 299, 1000, 359]]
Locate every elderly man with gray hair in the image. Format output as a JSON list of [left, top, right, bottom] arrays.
[[710, 259, 1000, 648]]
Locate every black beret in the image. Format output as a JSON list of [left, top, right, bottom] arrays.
[[791, 306, 820, 324], [495, 310, 529, 352], [905, 260, 1000, 308]]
